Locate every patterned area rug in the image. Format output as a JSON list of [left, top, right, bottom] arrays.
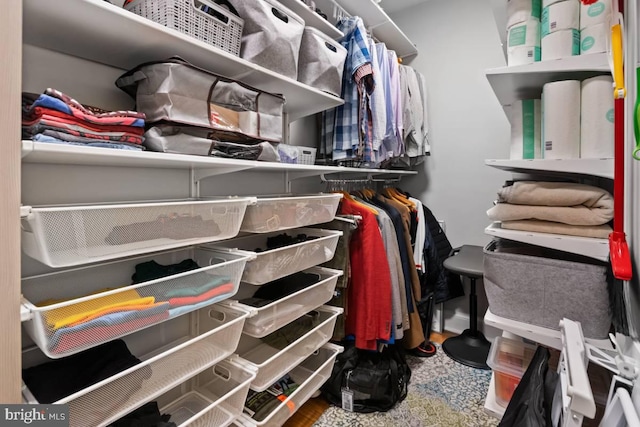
[[313, 345, 500, 427]]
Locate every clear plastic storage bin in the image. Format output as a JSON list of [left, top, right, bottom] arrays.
[[239, 194, 342, 233], [158, 357, 258, 427], [487, 336, 537, 407], [30, 304, 250, 427], [237, 305, 342, 391], [124, 0, 244, 56], [238, 343, 342, 427], [22, 247, 252, 358], [21, 198, 255, 268], [217, 228, 341, 285], [234, 266, 342, 338]]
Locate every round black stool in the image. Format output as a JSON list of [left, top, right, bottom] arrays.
[[441, 245, 491, 370]]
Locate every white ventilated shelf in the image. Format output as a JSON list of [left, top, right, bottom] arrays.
[[238, 343, 342, 427], [484, 309, 612, 351], [277, 0, 343, 39], [484, 373, 506, 419], [484, 222, 610, 262], [218, 228, 342, 285], [21, 247, 251, 358], [26, 305, 250, 427], [313, 0, 418, 58], [21, 141, 418, 181], [234, 266, 342, 338], [237, 305, 342, 392], [485, 159, 614, 179], [22, 0, 343, 121], [486, 53, 611, 121], [156, 357, 258, 427]]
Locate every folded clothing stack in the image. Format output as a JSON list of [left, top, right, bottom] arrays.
[[486, 181, 613, 238], [22, 88, 146, 151]]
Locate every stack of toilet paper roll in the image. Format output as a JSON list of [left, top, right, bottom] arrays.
[[506, 0, 542, 66], [541, 0, 580, 61], [580, 0, 611, 55], [510, 75, 613, 160]]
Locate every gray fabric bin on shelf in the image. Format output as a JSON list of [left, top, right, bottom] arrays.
[[116, 58, 285, 143], [228, 0, 305, 79], [298, 27, 347, 97], [483, 239, 611, 339]]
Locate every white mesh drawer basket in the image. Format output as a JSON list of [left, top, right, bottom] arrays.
[[124, 0, 244, 56], [237, 305, 342, 391], [21, 197, 255, 268], [227, 0, 305, 79], [237, 343, 342, 426], [216, 228, 342, 285], [156, 356, 258, 427], [277, 145, 317, 165], [239, 194, 342, 233], [298, 27, 347, 97], [39, 304, 250, 427], [234, 266, 342, 338], [21, 247, 253, 358]]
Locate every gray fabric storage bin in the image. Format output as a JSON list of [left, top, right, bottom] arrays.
[[298, 27, 347, 97], [483, 239, 610, 338], [228, 0, 305, 79], [116, 58, 285, 142]]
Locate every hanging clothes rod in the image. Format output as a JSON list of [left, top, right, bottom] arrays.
[[319, 174, 404, 183]]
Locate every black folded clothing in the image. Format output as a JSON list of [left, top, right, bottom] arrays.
[[132, 259, 200, 284], [109, 401, 176, 427], [257, 233, 318, 252], [251, 271, 321, 301], [23, 340, 145, 404]]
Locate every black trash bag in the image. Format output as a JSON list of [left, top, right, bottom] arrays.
[[499, 346, 559, 427], [321, 342, 411, 413]]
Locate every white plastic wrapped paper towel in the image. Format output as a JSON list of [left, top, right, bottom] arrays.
[[542, 29, 580, 60], [580, 23, 608, 54], [542, 80, 581, 159], [581, 75, 614, 158], [542, 0, 580, 37], [580, 0, 612, 29], [507, 0, 542, 28], [507, 19, 541, 65], [510, 99, 542, 159]]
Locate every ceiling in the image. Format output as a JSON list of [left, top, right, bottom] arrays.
[[379, 0, 432, 14]]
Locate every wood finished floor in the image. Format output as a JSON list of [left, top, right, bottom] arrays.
[[282, 332, 454, 427]]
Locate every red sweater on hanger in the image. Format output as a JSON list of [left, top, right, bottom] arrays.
[[339, 197, 392, 350]]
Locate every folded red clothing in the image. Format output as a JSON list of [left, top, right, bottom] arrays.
[[23, 109, 145, 135], [168, 283, 235, 307], [45, 88, 146, 120]]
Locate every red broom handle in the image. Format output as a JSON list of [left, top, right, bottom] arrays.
[[614, 97, 625, 233]]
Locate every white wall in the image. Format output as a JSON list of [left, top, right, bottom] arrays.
[[389, 0, 510, 333]]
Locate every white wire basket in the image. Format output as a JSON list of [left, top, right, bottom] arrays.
[[124, 0, 244, 56], [237, 343, 342, 427], [239, 194, 342, 233], [237, 305, 342, 392], [21, 198, 255, 268], [157, 357, 258, 427], [234, 266, 342, 338], [21, 247, 252, 358], [216, 228, 342, 285], [25, 304, 250, 427]]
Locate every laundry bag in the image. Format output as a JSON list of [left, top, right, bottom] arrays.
[[116, 57, 285, 142], [227, 0, 305, 79], [298, 27, 347, 97], [483, 239, 611, 338]]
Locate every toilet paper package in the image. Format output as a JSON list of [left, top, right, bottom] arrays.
[[510, 99, 542, 159], [542, 0, 580, 37], [581, 75, 614, 158], [542, 29, 580, 61], [580, 0, 612, 29], [507, 0, 542, 28], [508, 19, 541, 65], [580, 23, 608, 54], [542, 80, 581, 159]]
